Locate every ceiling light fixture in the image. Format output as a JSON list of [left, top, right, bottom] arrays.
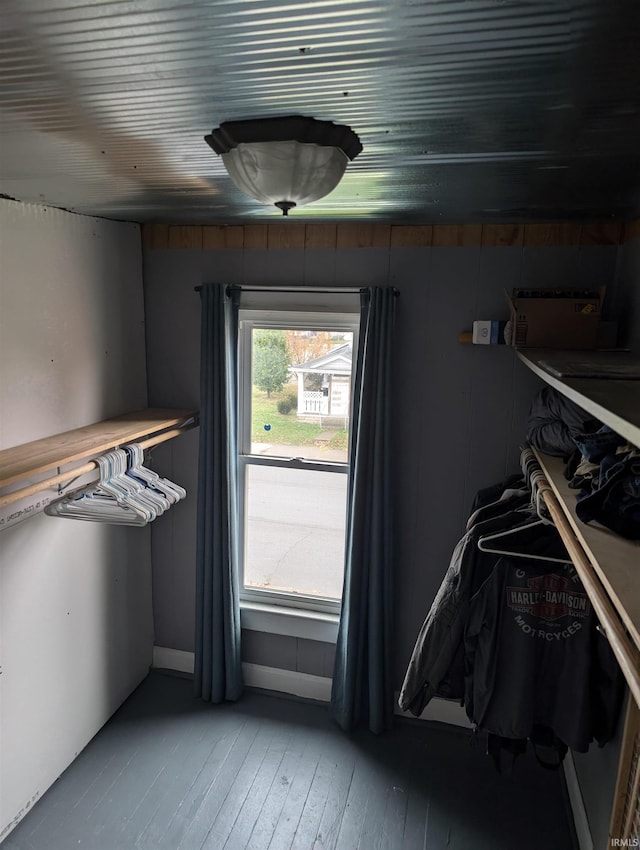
[[204, 116, 362, 215]]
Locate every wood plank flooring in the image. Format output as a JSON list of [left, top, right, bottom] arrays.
[[3, 672, 577, 850]]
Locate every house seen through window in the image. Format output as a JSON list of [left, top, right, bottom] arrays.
[[238, 311, 358, 611]]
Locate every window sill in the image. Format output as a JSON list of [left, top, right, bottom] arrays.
[[240, 600, 340, 643]]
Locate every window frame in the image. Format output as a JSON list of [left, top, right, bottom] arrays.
[[237, 309, 359, 615]]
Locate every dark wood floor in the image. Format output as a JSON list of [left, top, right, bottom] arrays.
[[4, 672, 577, 850]]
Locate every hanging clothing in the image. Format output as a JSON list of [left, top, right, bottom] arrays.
[[399, 471, 624, 763], [464, 557, 623, 752], [398, 492, 562, 716], [566, 427, 640, 540]]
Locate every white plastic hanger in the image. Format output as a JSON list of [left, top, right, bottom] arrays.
[[477, 448, 571, 564], [45, 454, 151, 525], [45, 445, 186, 525], [123, 443, 186, 503]]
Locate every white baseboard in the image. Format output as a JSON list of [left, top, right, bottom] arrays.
[[563, 751, 593, 850], [151, 645, 470, 726], [151, 644, 591, 849], [395, 697, 471, 728], [152, 646, 195, 674], [151, 646, 331, 701], [242, 662, 332, 702]]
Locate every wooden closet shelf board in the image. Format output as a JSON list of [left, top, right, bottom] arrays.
[[533, 450, 640, 654], [0, 408, 196, 488], [517, 350, 640, 449]]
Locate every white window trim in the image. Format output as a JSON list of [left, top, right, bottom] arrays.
[[240, 600, 340, 643], [237, 308, 359, 622]]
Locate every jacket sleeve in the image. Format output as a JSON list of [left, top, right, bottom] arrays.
[[398, 531, 475, 716]]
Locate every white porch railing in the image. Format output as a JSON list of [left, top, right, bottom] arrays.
[[300, 391, 328, 415]]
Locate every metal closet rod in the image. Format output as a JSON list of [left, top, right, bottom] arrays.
[[0, 418, 197, 510], [193, 284, 400, 295], [525, 451, 640, 709]]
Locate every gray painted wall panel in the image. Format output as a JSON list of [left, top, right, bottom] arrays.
[[241, 631, 335, 678], [388, 251, 433, 672], [334, 248, 391, 286], [262, 249, 306, 285], [150, 430, 199, 652], [242, 630, 298, 672], [241, 249, 270, 286], [519, 245, 581, 289], [142, 251, 202, 410], [303, 248, 337, 286], [577, 245, 620, 315], [201, 249, 244, 285]]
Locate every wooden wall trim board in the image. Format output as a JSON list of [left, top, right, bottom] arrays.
[[168, 225, 203, 250], [580, 222, 625, 246], [142, 223, 169, 250], [267, 222, 306, 250], [335, 223, 391, 248], [142, 219, 640, 249], [433, 224, 483, 247], [624, 219, 640, 243], [203, 225, 244, 249], [390, 225, 432, 247], [523, 222, 582, 246], [305, 223, 337, 249], [481, 223, 524, 247], [244, 224, 268, 250]]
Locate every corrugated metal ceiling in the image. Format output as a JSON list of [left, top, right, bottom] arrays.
[[1, 0, 639, 223]]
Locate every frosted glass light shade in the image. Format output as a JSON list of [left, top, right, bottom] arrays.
[[222, 141, 349, 211], [204, 116, 362, 214]]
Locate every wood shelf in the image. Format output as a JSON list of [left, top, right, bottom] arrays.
[[516, 349, 640, 450], [519, 351, 640, 836], [0, 408, 196, 490], [533, 449, 640, 656]]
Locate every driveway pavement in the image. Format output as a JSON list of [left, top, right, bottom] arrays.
[[244, 460, 347, 600]]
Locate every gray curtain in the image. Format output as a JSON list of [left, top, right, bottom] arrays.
[[194, 283, 243, 703], [330, 287, 396, 734]]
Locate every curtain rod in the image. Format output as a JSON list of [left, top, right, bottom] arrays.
[[194, 285, 399, 296]]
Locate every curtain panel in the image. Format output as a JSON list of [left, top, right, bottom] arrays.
[[330, 286, 396, 734], [194, 283, 243, 703]]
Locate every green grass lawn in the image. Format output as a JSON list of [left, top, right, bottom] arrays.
[[251, 387, 348, 449]]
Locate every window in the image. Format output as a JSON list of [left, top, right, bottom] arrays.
[[238, 310, 359, 613]]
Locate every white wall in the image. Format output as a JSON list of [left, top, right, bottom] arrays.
[[0, 201, 152, 839]]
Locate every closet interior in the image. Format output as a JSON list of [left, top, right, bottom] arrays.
[[2, 205, 640, 850]]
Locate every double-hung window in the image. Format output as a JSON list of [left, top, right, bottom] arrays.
[[238, 308, 359, 615]]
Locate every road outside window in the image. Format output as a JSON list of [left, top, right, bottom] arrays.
[[238, 316, 357, 611]]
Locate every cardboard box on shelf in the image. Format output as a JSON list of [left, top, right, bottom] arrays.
[[505, 288, 603, 349]]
